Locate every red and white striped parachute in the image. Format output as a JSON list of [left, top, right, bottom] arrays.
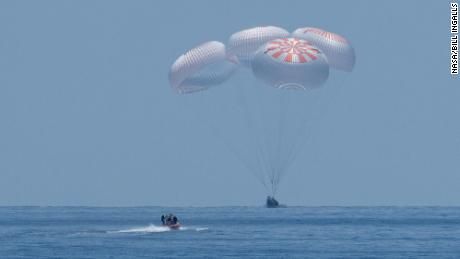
[[292, 27, 355, 72], [251, 38, 329, 90], [169, 41, 238, 94], [227, 26, 289, 67]]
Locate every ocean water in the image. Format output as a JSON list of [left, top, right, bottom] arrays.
[[1, 206, 460, 258]]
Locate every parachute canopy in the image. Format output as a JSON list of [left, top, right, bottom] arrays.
[[169, 41, 238, 94], [251, 38, 329, 90], [227, 26, 290, 67], [292, 27, 355, 72]]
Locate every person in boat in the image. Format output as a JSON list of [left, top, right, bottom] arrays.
[[161, 213, 179, 226], [165, 214, 172, 225], [266, 196, 279, 208], [161, 214, 170, 225]]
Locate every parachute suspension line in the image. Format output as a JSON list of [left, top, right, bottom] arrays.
[[272, 90, 288, 196], [257, 95, 276, 189], [281, 82, 345, 174], [259, 80, 283, 192], [253, 79, 281, 196], [273, 91, 319, 181], [270, 178, 277, 198], [278, 91, 323, 176], [257, 85, 280, 197], [234, 81, 271, 191], [280, 83, 343, 175], [251, 79, 278, 196], [183, 93, 264, 189]]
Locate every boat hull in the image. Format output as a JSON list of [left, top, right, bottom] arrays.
[[166, 223, 181, 229]]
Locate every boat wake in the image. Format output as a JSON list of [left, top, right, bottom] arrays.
[[111, 225, 171, 233], [107, 225, 208, 234]]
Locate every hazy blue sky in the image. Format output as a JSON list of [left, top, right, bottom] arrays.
[[1, 0, 459, 206]]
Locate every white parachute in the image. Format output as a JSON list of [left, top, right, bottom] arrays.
[[291, 27, 356, 72], [169, 41, 238, 94], [227, 26, 289, 67], [168, 25, 354, 199]]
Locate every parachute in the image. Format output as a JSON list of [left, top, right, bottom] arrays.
[[227, 26, 289, 67], [252, 38, 329, 90], [168, 25, 354, 200], [169, 41, 238, 94], [291, 27, 356, 72]]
